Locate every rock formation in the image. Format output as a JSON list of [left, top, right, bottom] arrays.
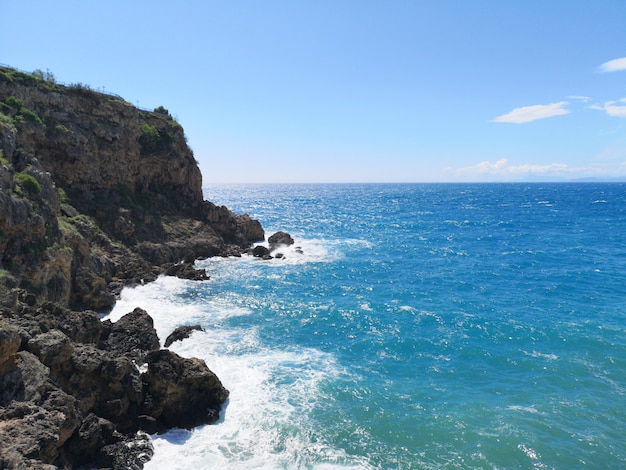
[[0, 65, 265, 311], [0, 65, 263, 468], [164, 324, 204, 348]]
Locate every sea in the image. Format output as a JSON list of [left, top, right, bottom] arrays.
[[104, 183, 626, 469]]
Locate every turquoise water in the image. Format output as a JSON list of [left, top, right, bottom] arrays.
[[107, 183, 626, 469]]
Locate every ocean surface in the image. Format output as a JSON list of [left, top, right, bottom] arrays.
[[105, 183, 626, 469]]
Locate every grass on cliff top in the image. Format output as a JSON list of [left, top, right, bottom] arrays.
[[0, 65, 127, 106], [0, 66, 62, 94]]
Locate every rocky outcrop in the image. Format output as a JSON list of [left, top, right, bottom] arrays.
[[0, 298, 229, 468], [0, 66, 256, 469], [268, 231, 295, 249], [0, 65, 265, 311], [164, 324, 204, 348], [141, 349, 229, 430], [251, 231, 300, 260]]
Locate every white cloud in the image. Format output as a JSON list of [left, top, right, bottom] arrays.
[[449, 158, 588, 179], [567, 95, 590, 103], [590, 98, 626, 117], [598, 57, 626, 73], [493, 102, 570, 124]]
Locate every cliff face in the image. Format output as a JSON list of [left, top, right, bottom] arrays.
[[0, 71, 202, 205], [0, 66, 264, 311], [0, 66, 264, 469]]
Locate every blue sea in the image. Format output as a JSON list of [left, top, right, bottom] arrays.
[[105, 183, 626, 469]]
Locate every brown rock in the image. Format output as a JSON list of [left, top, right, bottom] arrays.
[[141, 349, 229, 429], [103, 307, 160, 363]]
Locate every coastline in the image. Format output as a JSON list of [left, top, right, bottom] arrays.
[[0, 65, 264, 468]]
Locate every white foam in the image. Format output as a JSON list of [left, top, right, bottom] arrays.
[[522, 350, 559, 361], [105, 270, 373, 469]]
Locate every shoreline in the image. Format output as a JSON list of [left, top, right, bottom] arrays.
[[0, 65, 265, 468]]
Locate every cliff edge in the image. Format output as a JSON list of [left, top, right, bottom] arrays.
[[0, 65, 264, 311], [0, 66, 263, 469]]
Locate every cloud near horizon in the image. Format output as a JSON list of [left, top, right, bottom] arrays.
[[598, 57, 626, 73], [447, 158, 590, 179], [493, 102, 570, 124]]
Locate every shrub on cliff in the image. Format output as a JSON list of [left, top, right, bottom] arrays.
[[139, 122, 173, 155], [31, 68, 56, 83], [15, 172, 42, 194], [1, 96, 44, 126], [154, 105, 171, 117]]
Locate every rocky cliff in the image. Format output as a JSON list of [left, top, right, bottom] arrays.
[[0, 65, 264, 469], [0, 65, 264, 311]]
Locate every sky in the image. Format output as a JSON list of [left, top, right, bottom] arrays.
[[1, 1, 625, 183]]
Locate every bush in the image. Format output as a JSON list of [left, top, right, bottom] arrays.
[[139, 123, 161, 154], [3, 96, 23, 110], [139, 122, 173, 155], [15, 172, 42, 194], [1, 97, 44, 126], [32, 68, 56, 82], [154, 106, 171, 117]]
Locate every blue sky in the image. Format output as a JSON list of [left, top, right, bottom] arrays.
[[2, 1, 625, 183]]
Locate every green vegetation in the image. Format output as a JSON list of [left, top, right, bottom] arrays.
[[31, 68, 56, 83], [139, 122, 174, 155], [1, 96, 44, 126], [0, 65, 62, 93], [57, 187, 68, 203], [15, 172, 42, 194], [68, 83, 103, 103], [50, 241, 73, 253], [139, 123, 160, 154], [154, 106, 171, 117]]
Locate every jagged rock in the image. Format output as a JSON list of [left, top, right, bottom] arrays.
[[268, 231, 295, 248], [103, 307, 160, 363], [59, 203, 79, 218], [0, 65, 270, 468], [27, 329, 74, 372], [63, 344, 143, 432], [164, 262, 209, 281], [252, 245, 271, 258], [65, 413, 153, 469], [141, 349, 229, 430], [0, 352, 81, 466], [0, 322, 20, 374], [99, 431, 154, 470], [164, 324, 204, 348], [14, 301, 102, 346], [65, 413, 119, 463]]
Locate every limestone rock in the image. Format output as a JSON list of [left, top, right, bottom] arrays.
[[141, 349, 229, 430], [103, 307, 160, 363], [0, 352, 81, 466], [0, 322, 20, 374]]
